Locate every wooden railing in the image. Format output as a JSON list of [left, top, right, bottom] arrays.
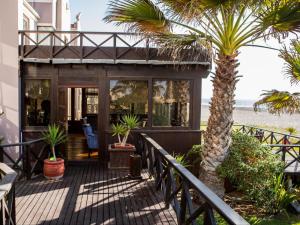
[[136, 133, 249, 225], [0, 138, 48, 180], [269, 144, 300, 171], [0, 163, 17, 225], [233, 124, 300, 144], [18, 30, 210, 64], [233, 125, 300, 173]]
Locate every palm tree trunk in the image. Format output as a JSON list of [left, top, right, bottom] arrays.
[[199, 53, 239, 198]]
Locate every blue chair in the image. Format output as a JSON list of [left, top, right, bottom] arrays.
[[82, 124, 99, 158]]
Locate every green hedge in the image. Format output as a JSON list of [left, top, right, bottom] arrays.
[[217, 132, 294, 213]]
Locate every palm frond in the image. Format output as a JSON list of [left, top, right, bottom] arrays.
[[254, 90, 300, 114], [153, 33, 212, 63], [104, 0, 171, 34], [159, 0, 205, 22], [280, 40, 300, 85], [257, 0, 300, 40]]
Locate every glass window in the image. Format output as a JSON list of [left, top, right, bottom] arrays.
[[110, 80, 148, 127], [86, 88, 98, 114], [153, 80, 191, 127], [24, 80, 51, 126]]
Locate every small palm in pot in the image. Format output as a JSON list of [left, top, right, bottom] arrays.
[[43, 124, 67, 179], [112, 115, 139, 149]]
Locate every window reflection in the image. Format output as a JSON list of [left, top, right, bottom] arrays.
[[153, 80, 190, 127], [110, 80, 148, 127], [86, 88, 98, 114], [24, 80, 51, 126]]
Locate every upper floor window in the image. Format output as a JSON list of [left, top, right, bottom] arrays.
[[109, 80, 148, 127], [24, 80, 51, 127], [152, 80, 191, 127]]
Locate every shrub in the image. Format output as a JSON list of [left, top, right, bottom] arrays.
[[185, 145, 203, 177], [217, 132, 288, 213], [174, 154, 189, 168]]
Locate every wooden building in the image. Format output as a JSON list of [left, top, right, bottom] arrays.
[[19, 31, 211, 162]]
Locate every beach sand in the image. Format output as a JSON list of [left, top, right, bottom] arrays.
[[201, 105, 300, 132]]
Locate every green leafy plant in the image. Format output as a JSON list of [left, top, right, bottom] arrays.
[[271, 174, 297, 214], [112, 123, 127, 144], [185, 145, 203, 177], [285, 127, 297, 135], [174, 154, 189, 168], [173, 154, 190, 185], [112, 114, 140, 146], [43, 124, 67, 161], [217, 132, 285, 213]]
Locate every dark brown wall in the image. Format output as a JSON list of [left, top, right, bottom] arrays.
[[21, 62, 208, 160]]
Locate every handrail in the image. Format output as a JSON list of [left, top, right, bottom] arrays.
[[0, 163, 17, 224], [18, 30, 211, 64], [233, 124, 300, 144], [267, 144, 300, 170], [0, 138, 48, 180], [0, 138, 44, 148], [137, 133, 249, 225], [234, 124, 300, 139], [19, 30, 139, 35], [235, 125, 300, 172], [269, 144, 300, 148]]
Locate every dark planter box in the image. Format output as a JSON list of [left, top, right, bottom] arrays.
[[108, 144, 136, 169]]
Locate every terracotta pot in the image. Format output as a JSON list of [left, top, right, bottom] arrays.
[[43, 158, 65, 180], [111, 143, 135, 150]]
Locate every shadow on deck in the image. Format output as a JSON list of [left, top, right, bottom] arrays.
[[15, 165, 177, 225]]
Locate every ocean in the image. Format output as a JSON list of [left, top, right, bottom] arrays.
[[202, 98, 257, 109]]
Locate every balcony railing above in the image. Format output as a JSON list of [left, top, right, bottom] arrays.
[[18, 30, 211, 65]]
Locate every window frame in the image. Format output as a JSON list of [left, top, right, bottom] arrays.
[[107, 78, 194, 130], [22, 78, 52, 131], [151, 78, 193, 129], [108, 78, 150, 128], [85, 88, 99, 115]]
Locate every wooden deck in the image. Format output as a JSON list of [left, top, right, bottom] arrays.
[[15, 165, 177, 225]]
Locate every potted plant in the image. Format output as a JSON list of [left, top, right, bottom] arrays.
[[43, 124, 67, 180], [109, 114, 139, 169]]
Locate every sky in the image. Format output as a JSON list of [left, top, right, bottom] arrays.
[[69, 0, 299, 100]]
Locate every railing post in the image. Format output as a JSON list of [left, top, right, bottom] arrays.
[[281, 146, 286, 163], [283, 135, 289, 145], [204, 206, 217, 225], [50, 32, 53, 61], [20, 31, 24, 59], [80, 32, 83, 61], [179, 184, 187, 225], [140, 137, 147, 169], [113, 33, 117, 62], [164, 166, 172, 208], [146, 38, 149, 62], [0, 198, 4, 225], [154, 153, 161, 188], [25, 145, 31, 180], [0, 147, 3, 163], [271, 132, 274, 144], [7, 184, 16, 225]]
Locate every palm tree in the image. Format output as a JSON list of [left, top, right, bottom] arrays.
[[105, 0, 300, 197], [255, 40, 300, 114]]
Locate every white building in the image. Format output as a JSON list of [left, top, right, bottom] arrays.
[[18, 0, 80, 44], [0, 0, 80, 161]]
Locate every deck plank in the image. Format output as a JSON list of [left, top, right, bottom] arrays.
[[15, 165, 177, 225]]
